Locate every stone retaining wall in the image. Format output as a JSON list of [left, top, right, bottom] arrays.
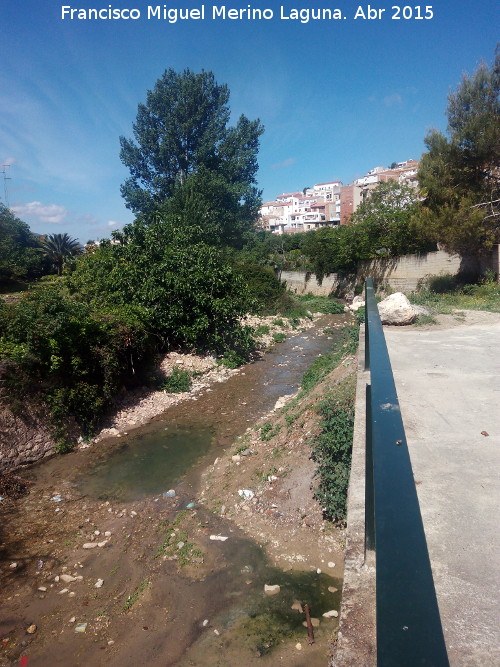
[[282, 245, 500, 296]]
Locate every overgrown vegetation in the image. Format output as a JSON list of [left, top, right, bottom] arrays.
[[159, 367, 192, 393], [411, 272, 500, 314], [301, 325, 358, 393], [311, 376, 356, 522]]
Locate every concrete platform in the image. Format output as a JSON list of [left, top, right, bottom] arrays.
[[384, 313, 500, 666]]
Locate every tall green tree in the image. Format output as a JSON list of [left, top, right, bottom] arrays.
[[0, 203, 47, 283], [418, 46, 500, 257], [119, 68, 264, 247], [39, 233, 83, 276]]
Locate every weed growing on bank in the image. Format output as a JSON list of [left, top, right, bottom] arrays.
[[311, 376, 356, 522], [411, 272, 500, 314]]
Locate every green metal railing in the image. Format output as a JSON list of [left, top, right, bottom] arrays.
[[364, 278, 449, 666]]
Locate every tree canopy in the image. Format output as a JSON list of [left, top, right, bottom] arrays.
[[302, 181, 435, 281], [119, 68, 264, 247], [39, 233, 83, 276], [0, 204, 47, 283], [418, 45, 500, 256]]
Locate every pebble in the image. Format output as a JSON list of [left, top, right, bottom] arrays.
[[323, 610, 339, 618], [213, 629, 220, 636], [104, 531, 112, 537], [264, 584, 280, 596], [130, 511, 137, 517], [59, 588, 69, 594], [68, 592, 76, 598], [94, 579, 104, 588], [60, 574, 77, 583], [97, 541, 108, 548], [26, 625, 37, 634], [69, 617, 76, 623], [108, 640, 115, 646], [328, 586, 338, 594], [209, 535, 228, 541], [295, 643, 302, 650], [202, 619, 209, 627], [291, 600, 303, 613], [328, 561, 335, 568], [302, 618, 320, 628], [37, 587, 47, 592], [316, 568, 322, 574], [9, 562, 17, 569], [54, 575, 60, 582], [82, 543, 98, 549]]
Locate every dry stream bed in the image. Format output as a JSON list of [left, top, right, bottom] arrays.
[[0, 314, 356, 666]]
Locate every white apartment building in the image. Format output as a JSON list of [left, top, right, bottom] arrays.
[[259, 182, 342, 234]]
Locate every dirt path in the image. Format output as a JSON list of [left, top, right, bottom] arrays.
[[0, 317, 355, 666]]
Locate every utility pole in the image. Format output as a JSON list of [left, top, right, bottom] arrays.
[[1, 163, 12, 208]]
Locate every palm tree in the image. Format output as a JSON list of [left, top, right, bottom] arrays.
[[39, 233, 83, 275]]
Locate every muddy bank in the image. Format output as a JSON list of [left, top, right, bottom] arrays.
[[0, 314, 354, 666]]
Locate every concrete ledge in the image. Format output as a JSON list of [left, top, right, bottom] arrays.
[[332, 325, 376, 666]]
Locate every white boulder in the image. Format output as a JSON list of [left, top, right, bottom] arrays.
[[348, 295, 365, 312], [377, 293, 416, 325]]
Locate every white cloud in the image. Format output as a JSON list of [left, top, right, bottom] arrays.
[[107, 220, 121, 227], [11, 201, 68, 225], [383, 93, 403, 107], [272, 157, 297, 169], [1, 157, 16, 166]]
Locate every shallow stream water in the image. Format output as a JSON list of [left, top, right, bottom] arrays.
[[22, 315, 348, 665]]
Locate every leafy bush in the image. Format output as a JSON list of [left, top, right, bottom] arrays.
[[160, 367, 192, 393], [272, 333, 286, 343], [312, 377, 355, 522], [0, 286, 152, 438]]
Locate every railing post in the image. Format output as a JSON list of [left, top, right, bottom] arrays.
[[364, 277, 449, 666]]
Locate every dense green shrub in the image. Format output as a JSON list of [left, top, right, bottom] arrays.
[[312, 378, 355, 522], [160, 367, 192, 393], [0, 286, 152, 439]]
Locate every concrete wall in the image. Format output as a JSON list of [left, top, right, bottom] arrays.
[[282, 245, 500, 297], [332, 326, 376, 666]]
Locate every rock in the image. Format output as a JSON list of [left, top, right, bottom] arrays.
[[94, 579, 104, 588], [323, 609, 339, 618], [231, 455, 241, 463], [302, 618, 320, 628], [328, 586, 338, 594], [328, 561, 335, 568], [82, 543, 98, 549], [68, 592, 76, 598], [349, 295, 365, 312], [9, 562, 17, 569], [59, 588, 69, 594], [291, 600, 303, 613], [264, 584, 280, 596], [104, 531, 112, 537], [202, 619, 209, 627], [69, 617, 76, 623], [295, 643, 302, 650], [378, 293, 416, 325], [316, 568, 322, 574], [54, 576, 60, 582], [209, 535, 228, 541], [97, 541, 108, 547], [163, 490, 176, 498], [37, 587, 47, 592], [60, 574, 77, 583], [26, 625, 37, 634], [238, 489, 254, 500]]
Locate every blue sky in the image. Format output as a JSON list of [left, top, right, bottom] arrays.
[[1, 1, 498, 241]]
